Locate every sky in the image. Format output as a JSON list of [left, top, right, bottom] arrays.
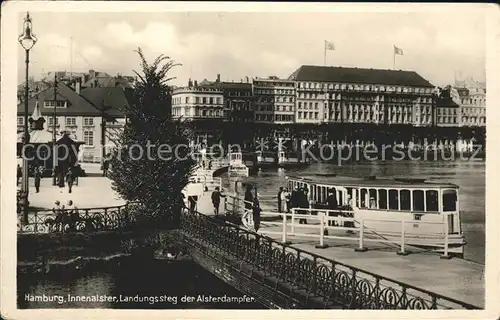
[[16, 9, 487, 87]]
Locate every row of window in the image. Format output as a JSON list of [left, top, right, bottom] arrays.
[[461, 107, 486, 115], [256, 96, 294, 103], [461, 98, 485, 106], [256, 105, 294, 112], [172, 96, 223, 105], [297, 82, 434, 95], [172, 108, 224, 118], [437, 108, 458, 115], [254, 89, 294, 95], [437, 117, 458, 124], [17, 116, 95, 126]]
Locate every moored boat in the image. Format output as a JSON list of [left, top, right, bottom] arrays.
[[228, 152, 249, 177], [286, 174, 466, 258]]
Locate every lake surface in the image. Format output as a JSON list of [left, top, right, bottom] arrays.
[[235, 160, 485, 264], [18, 260, 266, 309]]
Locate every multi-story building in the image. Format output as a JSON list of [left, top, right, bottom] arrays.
[[171, 80, 225, 120], [435, 86, 460, 127], [253, 77, 295, 124], [220, 78, 254, 123], [451, 86, 486, 127], [288, 65, 436, 126], [17, 80, 130, 162]]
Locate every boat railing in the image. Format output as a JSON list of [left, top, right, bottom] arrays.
[[222, 194, 453, 258]]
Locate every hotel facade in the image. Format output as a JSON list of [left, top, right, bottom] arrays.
[[168, 65, 486, 128]]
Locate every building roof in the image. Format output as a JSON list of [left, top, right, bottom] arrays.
[[288, 65, 434, 87], [436, 97, 460, 108], [80, 87, 134, 118], [17, 82, 101, 116]]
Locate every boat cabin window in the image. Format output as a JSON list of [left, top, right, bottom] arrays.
[[369, 189, 377, 209], [400, 189, 411, 210], [442, 190, 457, 212], [388, 189, 399, 210], [412, 190, 424, 211], [426, 190, 439, 212], [378, 189, 388, 209], [360, 189, 368, 208]]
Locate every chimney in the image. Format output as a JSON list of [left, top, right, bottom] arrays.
[[75, 80, 81, 94], [194, 80, 198, 86], [217, 74, 220, 83], [246, 76, 249, 83], [188, 78, 193, 87]]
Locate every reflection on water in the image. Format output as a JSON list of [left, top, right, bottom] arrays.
[[236, 160, 485, 264], [18, 260, 266, 309]]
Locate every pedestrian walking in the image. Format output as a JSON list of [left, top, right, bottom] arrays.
[[102, 159, 110, 177], [34, 166, 43, 193], [65, 169, 75, 194], [211, 187, 225, 215]]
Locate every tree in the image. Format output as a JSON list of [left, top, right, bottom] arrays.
[[108, 48, 196, 229]]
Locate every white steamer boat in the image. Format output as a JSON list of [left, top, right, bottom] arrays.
[[286, 174, 466, 257]]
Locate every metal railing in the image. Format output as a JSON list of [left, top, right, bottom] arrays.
[[179, 208, 479, 309], [17, 203, 137, 234], [190, 174, 222, 190], [223, 194, 453, 258]]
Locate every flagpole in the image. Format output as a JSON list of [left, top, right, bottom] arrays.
[[393, 46, 395, 70], [324, 40, 327, 66]]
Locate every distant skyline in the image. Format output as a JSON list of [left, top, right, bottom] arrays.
[[16, 9, 487, 87]]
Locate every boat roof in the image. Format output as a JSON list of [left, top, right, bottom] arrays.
[[286, 174, 459, 189]]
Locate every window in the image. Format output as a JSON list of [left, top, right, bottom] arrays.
[[412, 190, 424, 211], [400, 190, 411, 210], [388, 189, 399, 210], [83, 130, 94, 146], [216, 97, 221, 104], [44, 100, 67, 108], [185, 97, 190, 104], [83, 117, 94, 126], [202, 97, 207, 104], [426, 190, 439, 212], [360, 189, 368, 208], [48, 117, 59, 126], [17, 117, 24, 126], [378, 189, 388, 209], [209, 97, 214, 104], [66, 117, 76, 126], [443, 190, 457, 212], [369, 189, 377, 209]]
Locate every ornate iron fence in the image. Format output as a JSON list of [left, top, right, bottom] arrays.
[[180, 209, 480, 310], [17, 203, 138, 234]]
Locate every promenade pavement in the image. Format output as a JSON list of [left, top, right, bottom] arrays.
[[195, 190, 485, 309], [25, 162, 125, 209]]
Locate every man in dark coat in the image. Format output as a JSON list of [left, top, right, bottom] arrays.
[[211, 187, 225, 215], [65, 169, 75, 194], [244, 185, 254, 213], [326, 189, 338, 227], [16, 164, 22, 185], [298, 188, 309, 224], [252, 196, 261, 232], [277, 187, 284, 213], [34, 166, 43, 193]]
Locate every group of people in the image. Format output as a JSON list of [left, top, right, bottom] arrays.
[[51, 200, 80, 231], [16, 164, 77, 194], [276, 186, 355, 232]]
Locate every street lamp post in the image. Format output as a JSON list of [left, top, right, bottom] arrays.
[[18, 12, 37, 225]]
